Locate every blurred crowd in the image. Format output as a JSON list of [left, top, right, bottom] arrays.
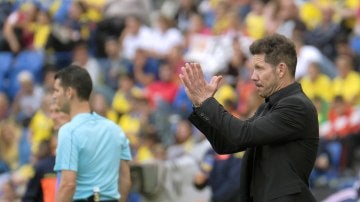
[[1, 0, 360, 201]]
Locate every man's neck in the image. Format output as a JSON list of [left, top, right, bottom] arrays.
[[274, 77, 295, 94], [69, 100, 91, 119]]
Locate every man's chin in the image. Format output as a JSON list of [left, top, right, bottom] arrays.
[[256, 91, 266, 98]]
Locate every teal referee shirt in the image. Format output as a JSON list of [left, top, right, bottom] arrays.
[[54, 112, 132, 200]]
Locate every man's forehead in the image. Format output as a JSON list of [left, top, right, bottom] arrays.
[[54, 79, 61, 86], [251, 54, 266, 65], [53, 79, 65, 90]]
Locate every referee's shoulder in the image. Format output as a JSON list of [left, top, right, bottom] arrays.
[[58, 121, 72, 133], [103, 116, 122, 130]]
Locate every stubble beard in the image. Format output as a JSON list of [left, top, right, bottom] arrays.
[[60, 102, 70, 115], [259, 79, 279, 99]]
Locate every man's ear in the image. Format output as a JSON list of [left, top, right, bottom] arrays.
[[277, 63, 287, 78], [65, 87, 73, 99]]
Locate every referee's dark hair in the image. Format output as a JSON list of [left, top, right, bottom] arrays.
[[54, 65, 93, 101]]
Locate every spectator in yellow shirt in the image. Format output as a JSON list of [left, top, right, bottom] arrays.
[[0, 120, 21, 170], [112, 74, 143, 116], [332, 54, 360, 105], [80, 0, 105, 23], [118, 94, 151, 149], [299, 1, 322, 30], [90, 92, 118, 123], [300, 62, 333, 103], [212, 1, 232, 35], [214, 78, 237, 107], [29, 93, 53, 154], [32, 10, 51, 50], [244, 0, 266, 40]]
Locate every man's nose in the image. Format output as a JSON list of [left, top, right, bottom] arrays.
[[251, 72, 258, 81]]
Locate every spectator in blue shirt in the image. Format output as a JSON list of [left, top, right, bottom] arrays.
[[194, 148, 242, 202]]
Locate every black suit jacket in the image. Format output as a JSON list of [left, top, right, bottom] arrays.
[[189, 82, 319, 202]]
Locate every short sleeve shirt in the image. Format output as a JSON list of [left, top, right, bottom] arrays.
[[54, 112, 131, 200]]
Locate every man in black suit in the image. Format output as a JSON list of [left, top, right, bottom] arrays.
[[179, 34, 319, 202]]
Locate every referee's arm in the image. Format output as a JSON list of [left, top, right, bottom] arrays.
[[119, 160, 131, 202], [56, 170, 76, 202]]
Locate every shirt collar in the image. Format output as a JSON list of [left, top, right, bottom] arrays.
[[71, 112, 95, 122], [265, 82, 302, 106]]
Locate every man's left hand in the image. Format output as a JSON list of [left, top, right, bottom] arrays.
[[179, 63, 222, 106]]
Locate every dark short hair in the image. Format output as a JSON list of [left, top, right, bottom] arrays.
[[249, 34, 297, 77], [54, 65, 92, 101]]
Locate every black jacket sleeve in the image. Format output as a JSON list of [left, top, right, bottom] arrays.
[[189, 96, 312, 154]]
